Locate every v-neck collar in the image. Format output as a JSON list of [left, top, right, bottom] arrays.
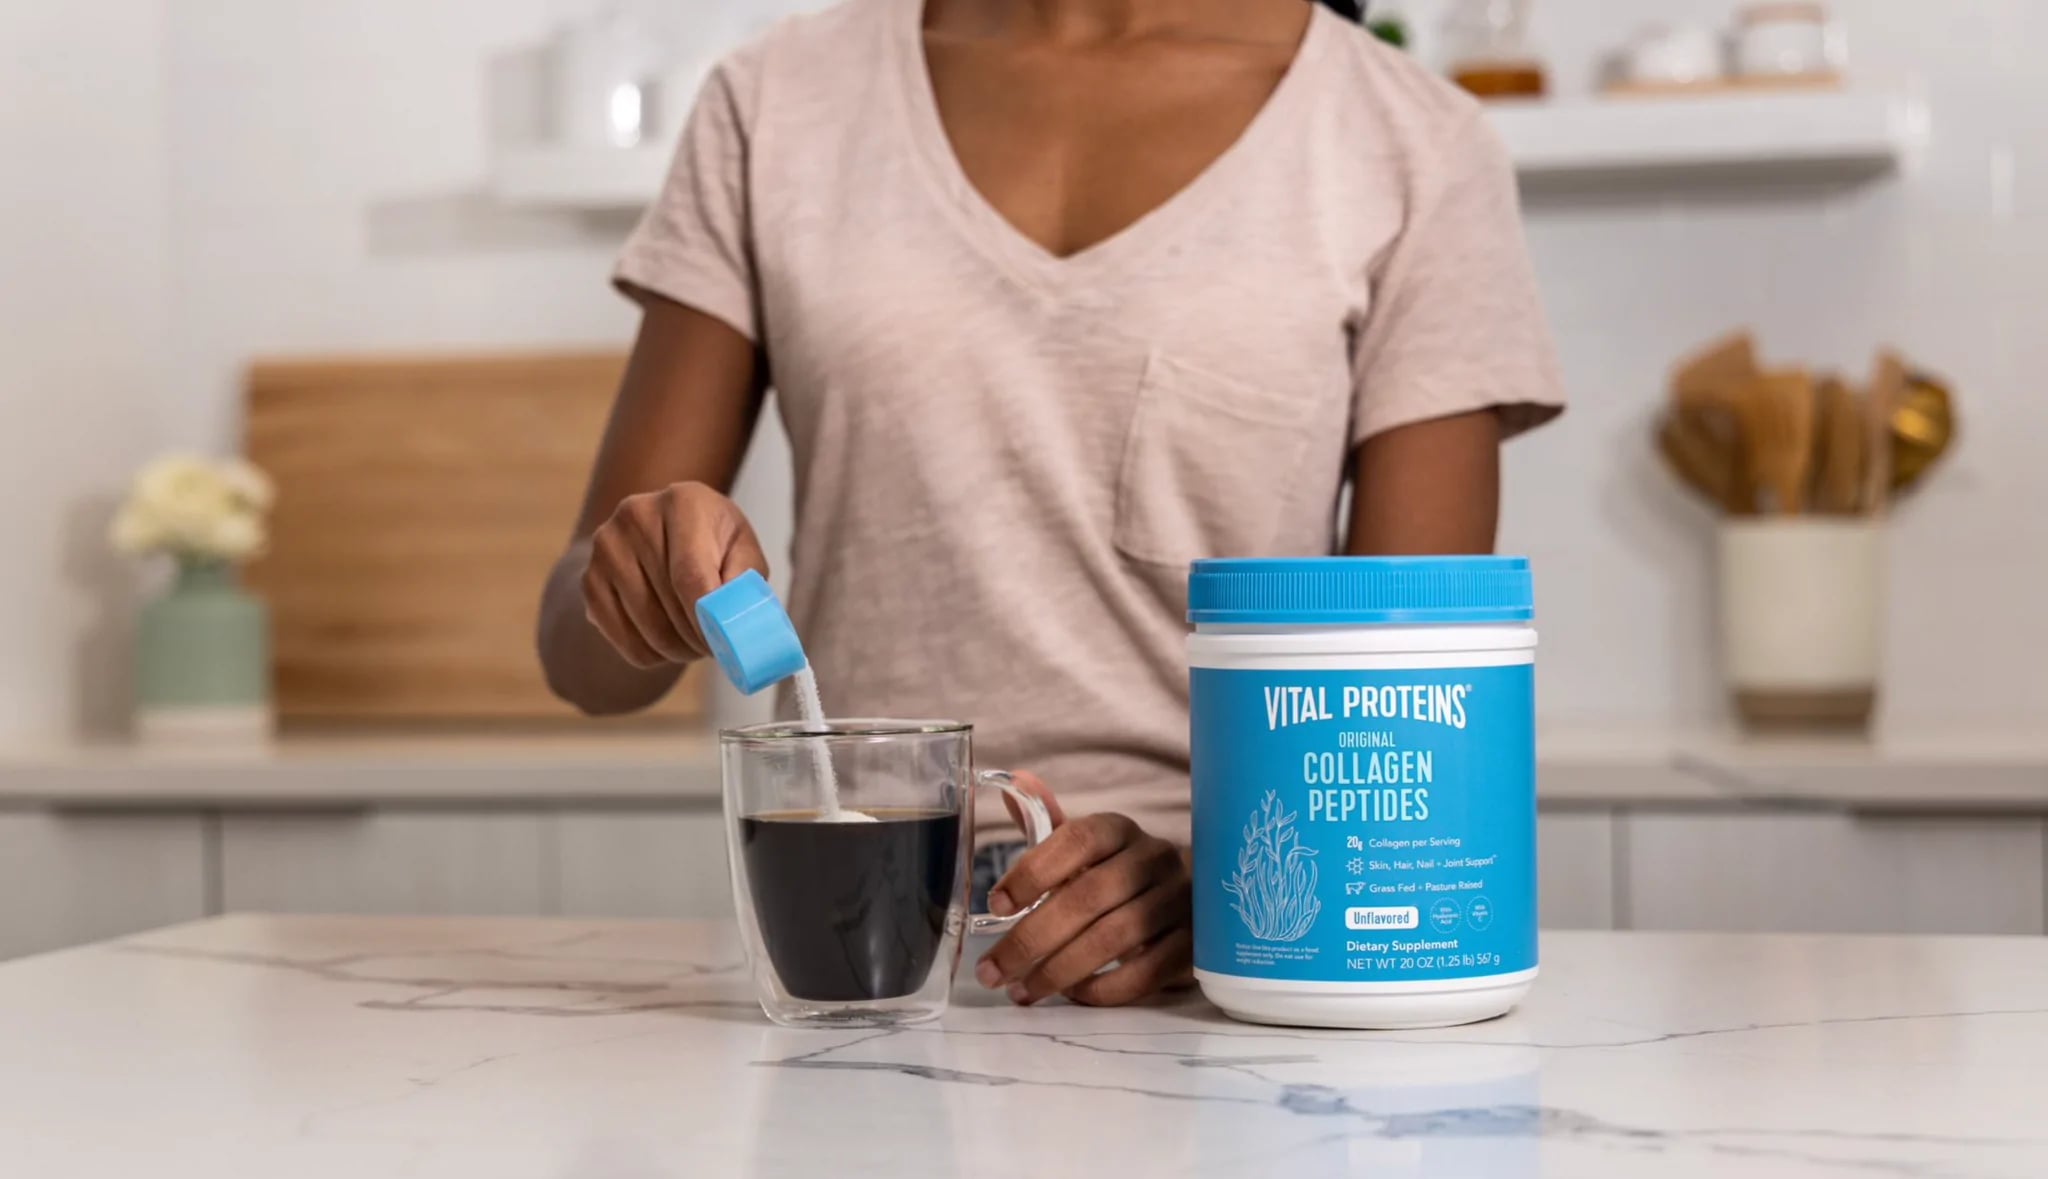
[[888, 0, 1333, 294]]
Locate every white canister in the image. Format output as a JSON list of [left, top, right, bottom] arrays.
[[1733, 3, 1844, 80], [1622, 24, 1726, 89], [1187, 557, 1539, 1030], [548, 7, 659, 149], [1718, 518, 1883, 727]]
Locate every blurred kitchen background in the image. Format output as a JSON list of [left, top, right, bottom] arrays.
[[3, 0, 2043, 959]]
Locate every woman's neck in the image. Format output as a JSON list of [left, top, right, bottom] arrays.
[[1018, 0, 1181, 38], [931, 0, 1302, 46]]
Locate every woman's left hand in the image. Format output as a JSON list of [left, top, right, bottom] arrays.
[[974, 780, 1193, 1007]]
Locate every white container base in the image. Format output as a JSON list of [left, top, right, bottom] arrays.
[[1198, 968, 1538, 1030]]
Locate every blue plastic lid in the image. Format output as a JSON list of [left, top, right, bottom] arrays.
[[1187, 556, 1534, 625], [693, 570, 808, 695]]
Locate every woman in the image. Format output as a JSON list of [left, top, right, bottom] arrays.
[[538, 0, 1563, 1008]]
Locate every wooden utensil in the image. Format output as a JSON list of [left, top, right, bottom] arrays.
[[1892, 369, 1956, 494], [1658, 407, 1749, 513], [1732, 370, 1817, 515], [1865, 351, 1906, 513], [245, 352, 706, 728], [1672, 330, 1761, 413], [1811, 376, 1865, 515]]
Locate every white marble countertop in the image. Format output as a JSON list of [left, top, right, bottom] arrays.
[[3, 730, 2046, 811], [2, 916, 2044, 1178]]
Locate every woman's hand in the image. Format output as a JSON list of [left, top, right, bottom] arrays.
[[538, 300, 766, 715], [976, 778, 1193, 1007], [579, 481, 768, 668]]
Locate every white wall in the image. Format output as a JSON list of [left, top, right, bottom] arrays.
[[161, 0, 633, 450], [158, 0, 806, 729], [5, 0, 2043, 740], [0, 2, 171, 741], [1478, 0, 2048, 735]]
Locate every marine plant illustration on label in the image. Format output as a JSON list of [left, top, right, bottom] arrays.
[[1224, 792, 1321, 942]]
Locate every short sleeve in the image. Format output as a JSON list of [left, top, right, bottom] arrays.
[[612, 55, 761, 341], [1350, 112, 1565, 446]]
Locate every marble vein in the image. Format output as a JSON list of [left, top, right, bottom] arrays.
[[916, 1006, 2048, 1053], [5, 917, 2043, 1179], [1670, 751, 1858, 811], [752, 1025, 2043, 1178], [114, 934, 750, 1019]]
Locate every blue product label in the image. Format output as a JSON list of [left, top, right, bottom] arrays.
[[1192, 663, 1536, 984]]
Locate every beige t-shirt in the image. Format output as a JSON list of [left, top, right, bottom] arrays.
[[616, 0, 1564, 845]]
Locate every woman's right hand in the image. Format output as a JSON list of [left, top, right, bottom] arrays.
[[579, 481, 769, 668]]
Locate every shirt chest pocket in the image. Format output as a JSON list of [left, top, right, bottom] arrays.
[[1113, 352, 1321, 568]]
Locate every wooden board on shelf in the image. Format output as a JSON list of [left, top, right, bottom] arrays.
[[244, 352, 705, 727], [1602, 73, 1843, 99]]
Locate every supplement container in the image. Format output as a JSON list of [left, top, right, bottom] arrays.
[[1188, 556, 1538, 1029]]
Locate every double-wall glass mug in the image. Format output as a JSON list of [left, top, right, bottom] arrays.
[[721, 721, 1052, 1027]]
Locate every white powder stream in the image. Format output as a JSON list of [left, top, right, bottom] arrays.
[[792, 664, 874, 823]]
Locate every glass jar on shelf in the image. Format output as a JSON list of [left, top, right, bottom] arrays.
[[1441, 0, 1547, 100]]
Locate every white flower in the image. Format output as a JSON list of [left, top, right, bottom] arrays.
[[220, 459, 275, 511], [109, 453, 275, 562], [109, 504, 169, 554], [200, 512, 266, 561]]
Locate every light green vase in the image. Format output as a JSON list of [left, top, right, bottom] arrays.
[[135, 559, 272, 741]]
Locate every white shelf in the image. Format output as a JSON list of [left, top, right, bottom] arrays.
[[1493, 89, 1925, 179], [490, 145, 671, 211], [486, 90, 1924, 212]]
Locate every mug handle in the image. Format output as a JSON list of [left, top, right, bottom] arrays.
[[967, 769, 1055, 935]]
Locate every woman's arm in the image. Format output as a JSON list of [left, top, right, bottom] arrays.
[[1345, 408, 1502, 555], [537, 298, 770, 715]]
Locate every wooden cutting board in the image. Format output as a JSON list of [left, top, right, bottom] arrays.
[[244, 352, 705, 727]]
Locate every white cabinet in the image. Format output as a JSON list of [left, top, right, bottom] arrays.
[[1537, 813, 1616, 929], [220, 811, 550, 916], [1623, 814, 2047, 935], [6, 798, 2042, 959], [0, 812, 208, 960], [555, 810, 731, 919], [217, 809, 734, 921]]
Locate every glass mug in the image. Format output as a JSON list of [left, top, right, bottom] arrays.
[[721, 720, 1053, 1027]]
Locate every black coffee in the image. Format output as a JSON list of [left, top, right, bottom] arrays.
[[739, 808, 961, 1002]]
